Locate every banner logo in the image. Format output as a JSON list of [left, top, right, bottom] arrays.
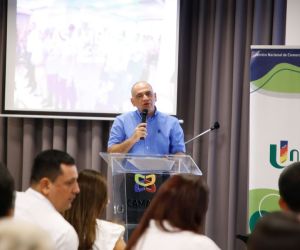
[[134, 174, 156, 193], [270, 140, 299, 169], [248, 189, 280, 232]]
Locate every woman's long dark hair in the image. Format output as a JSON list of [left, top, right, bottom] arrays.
[[64, 169, 107, 250], [126, 174, 209, 250]]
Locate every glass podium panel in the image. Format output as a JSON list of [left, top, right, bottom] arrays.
[[100, 153, 201, 240]]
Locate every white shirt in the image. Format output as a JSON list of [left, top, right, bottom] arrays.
[[14, 188, 79, 250], [93, 219, 125, 250], [134, 220, 221, 250]]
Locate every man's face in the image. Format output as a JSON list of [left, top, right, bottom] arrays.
[[47, 164, 79, 213], [131, 82, 157, 115]]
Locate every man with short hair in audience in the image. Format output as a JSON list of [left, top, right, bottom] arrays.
[[0, 162, 15, 218], [237, 161, 300, 245], [278, 161, 300, 213], [14, 149, 80, 250]]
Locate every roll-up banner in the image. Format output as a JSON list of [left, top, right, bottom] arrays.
[[249, 46, 300, 231]]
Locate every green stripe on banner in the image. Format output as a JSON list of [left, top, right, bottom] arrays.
[[251, 63, 300, 93]]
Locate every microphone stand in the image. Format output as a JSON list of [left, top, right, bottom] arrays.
[[185, 121, 220, 144]]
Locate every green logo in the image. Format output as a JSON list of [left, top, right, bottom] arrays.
[[270, 140, 299, 169], [248, 189, 280, 232]]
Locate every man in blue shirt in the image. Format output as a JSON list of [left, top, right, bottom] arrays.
[[107, 81, 185, 154]]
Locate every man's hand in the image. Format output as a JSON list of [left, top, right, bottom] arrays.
[[107, 123, 147, 154], [132, 123, 147, 142]]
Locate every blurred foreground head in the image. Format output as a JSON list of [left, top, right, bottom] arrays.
[[126, 174, 209, 249], [278, 161, 300, 212], [0, 219, 54, 250], [248, 211, 300, 250], [0, 163, 15, 218]]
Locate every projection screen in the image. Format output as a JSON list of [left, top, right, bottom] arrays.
[[3, 0, 180, 119]]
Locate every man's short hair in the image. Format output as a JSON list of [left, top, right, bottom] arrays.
[[131, 81, 152, 96], [30, 149, 75, 184], [278, 161, 300, 212], [0, 163, 15, 217]]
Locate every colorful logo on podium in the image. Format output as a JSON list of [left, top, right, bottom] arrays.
[[134, 174, 156, 193]]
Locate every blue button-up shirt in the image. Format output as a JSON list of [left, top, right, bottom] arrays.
[[108, 110, 185, 154]]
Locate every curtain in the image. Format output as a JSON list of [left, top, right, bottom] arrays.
[[0, 0, 286, 249]]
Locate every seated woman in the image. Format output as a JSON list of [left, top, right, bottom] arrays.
[[125, 174, 220, 250], [64, 169, 126, 250]]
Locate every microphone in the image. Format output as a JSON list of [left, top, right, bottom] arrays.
[[211, 121, 220, 130], [141, 109, 148, 123], [185, 121, 220, 144], [140, 109, 148, 140]]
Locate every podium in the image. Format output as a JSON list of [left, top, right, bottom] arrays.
[[100, 153, 201, 240]]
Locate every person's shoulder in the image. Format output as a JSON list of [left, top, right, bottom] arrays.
[[56, 218, 78, 249], [185, 234, 221, 250], [60, 219, 78, 239], [94, 219, 125, 250], [35, 206, 74, 234], [50, 213, 78, 247], [156, 111, 179, 122], [15, 203, 77, 248], [115, 111, 136, 120], [15, 189, 44, 210], [16, 189, 31, 198], [17, 191, 73, 232], [15, 191, 26, 200], [96, 219, 125, 234]]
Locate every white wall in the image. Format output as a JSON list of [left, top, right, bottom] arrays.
[[285, 0, 300, 45]]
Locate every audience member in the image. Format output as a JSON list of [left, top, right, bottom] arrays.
[[14, 149, 80, 250], [0, 162, 15, 218], [125, 174, 220, 250], [278, 161, 300, 212], [237, 161, 300, 245], [0, 219, 54, 250], [247, 211, 300, 250], [64, 169, 126, 250]]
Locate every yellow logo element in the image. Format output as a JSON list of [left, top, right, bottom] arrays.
[[134, 174, 156, 187]]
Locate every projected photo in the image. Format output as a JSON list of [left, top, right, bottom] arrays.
[[5, 0, 179, 117]]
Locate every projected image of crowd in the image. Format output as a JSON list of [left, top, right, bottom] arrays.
[[12, 0, 177, 114]]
